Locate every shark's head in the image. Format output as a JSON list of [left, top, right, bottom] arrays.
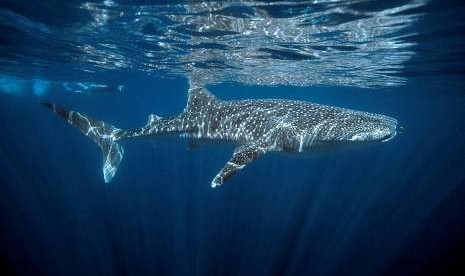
[[344, 113, 399, 143]]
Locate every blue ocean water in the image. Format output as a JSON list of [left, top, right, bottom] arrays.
[[0, 1, 465, 275]]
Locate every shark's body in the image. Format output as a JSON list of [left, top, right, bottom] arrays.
[[43, 85, 399, 187]]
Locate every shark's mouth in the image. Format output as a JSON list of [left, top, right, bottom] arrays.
[[349, 128, 397, 143], [380, 132, 396, 143]]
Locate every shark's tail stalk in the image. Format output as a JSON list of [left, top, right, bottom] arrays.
[[42, 103, 124, 183]]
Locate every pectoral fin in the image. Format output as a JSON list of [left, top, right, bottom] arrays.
[[211, 142, 268, 188]]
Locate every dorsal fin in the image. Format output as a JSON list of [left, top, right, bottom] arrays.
[[185, 86, 218, 112]]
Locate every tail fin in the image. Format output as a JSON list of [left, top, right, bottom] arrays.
[[42, 103, 124, 183]]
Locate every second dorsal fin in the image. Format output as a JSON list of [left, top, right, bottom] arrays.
[[147, 114, 162, 125]]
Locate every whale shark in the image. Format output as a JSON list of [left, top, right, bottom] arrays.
[[42, 84, 400, 187]]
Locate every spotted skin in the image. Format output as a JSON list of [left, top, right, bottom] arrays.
[[43, 86, 398, 187]]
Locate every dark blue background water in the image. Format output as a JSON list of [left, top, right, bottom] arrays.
[[1, 76, 465, 276], [1, 0, 465, 276]]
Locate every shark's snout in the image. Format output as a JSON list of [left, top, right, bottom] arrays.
[[379, 124, 404, 142], [348, 115, 398, 143], [378, 120, 400, 142]]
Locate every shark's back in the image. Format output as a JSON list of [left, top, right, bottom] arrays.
[[183, 88, 345, 144]]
